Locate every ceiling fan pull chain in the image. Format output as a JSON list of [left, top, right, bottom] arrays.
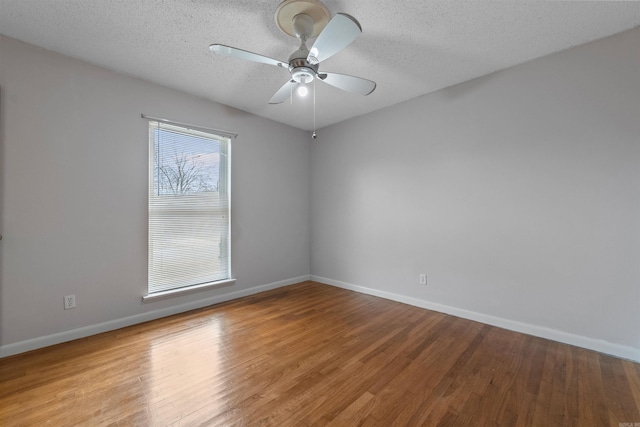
[[312, 78, 317, 139]]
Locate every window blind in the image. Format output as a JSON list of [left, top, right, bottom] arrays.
[[148, 120, 231, 294]]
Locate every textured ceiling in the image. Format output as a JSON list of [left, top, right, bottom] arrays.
[[1, 1, 639, 131]]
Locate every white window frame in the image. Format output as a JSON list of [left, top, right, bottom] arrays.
[[143, 115, 235, 301]]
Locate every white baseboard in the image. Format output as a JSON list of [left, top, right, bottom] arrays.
[[5, 274, 637, 363], [0, 275, 310, 358], [311, 275, 640, 363]]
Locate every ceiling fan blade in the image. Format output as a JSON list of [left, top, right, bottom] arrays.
[[209, 44, 287, 68], [319, 72, 376, 96], [269, 80, 297, 104], [308, 13, 362, 64]]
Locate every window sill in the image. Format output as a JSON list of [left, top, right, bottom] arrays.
[[142, 278, 236, 303]]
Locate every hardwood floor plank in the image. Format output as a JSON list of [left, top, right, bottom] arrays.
[[600, 353, 640, 423], [1, 281, 638, 426], [325, 391, 374, 426], [625, 361, 640, 412]]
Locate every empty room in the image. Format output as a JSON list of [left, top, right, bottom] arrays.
[[0, 0, 639, 425]]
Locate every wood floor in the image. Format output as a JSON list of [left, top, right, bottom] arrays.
[[1, 281, 639, 426]]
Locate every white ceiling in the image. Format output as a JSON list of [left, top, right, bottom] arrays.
[[1, 1, 639, 131]]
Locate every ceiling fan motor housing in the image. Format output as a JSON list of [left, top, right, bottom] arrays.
[[289, 49, 318, 83], [288, 29, 318, 84]]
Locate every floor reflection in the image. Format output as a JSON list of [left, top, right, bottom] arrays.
[[145, 314, 227, 425]]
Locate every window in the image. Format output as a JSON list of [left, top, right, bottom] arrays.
[[147, 119, 232, 297]]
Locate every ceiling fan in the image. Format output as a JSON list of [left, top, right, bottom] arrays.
[[209, 0, 376, 104]]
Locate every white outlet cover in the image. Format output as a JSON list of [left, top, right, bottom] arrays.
[[64, 295, 76, 310]]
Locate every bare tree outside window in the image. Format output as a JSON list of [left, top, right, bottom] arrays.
[[153, 128, 221, 196], [157, 150, 219, 195]]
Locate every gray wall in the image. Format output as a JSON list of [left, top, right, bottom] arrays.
[[310, 28, 640, 360], [0, 35, 310, 354], [2, 27, 639, 361]]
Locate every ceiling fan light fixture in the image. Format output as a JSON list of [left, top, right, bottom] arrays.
[[291, 67, 315, 84], [297, 85, 309, 97]]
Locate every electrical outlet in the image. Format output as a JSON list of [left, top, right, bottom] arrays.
[[419, 273, 427, 285], [64, 294, 76, 310]]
